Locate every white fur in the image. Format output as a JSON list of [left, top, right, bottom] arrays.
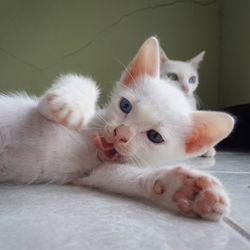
[[0, 90, 100, 184], [39, 74, 99, 130], [203, 147, 216, 157], [1, 74, 194, 183]]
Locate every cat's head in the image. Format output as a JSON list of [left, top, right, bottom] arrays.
[[160, 48, 205, 96], [91, 37, 233, 166]]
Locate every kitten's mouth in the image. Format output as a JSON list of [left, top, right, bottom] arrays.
[[91, 133, 119, 162]]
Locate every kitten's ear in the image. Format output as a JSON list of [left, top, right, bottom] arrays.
[[160, 47, 169, 65], [159, 47, 169, 73], [120, 37, 160, 86], [189, 51, 205, 69], [185, 111, 234, 155]]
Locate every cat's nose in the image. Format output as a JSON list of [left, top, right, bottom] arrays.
[[182, 84, 189, 93], [114, 125, 134, 143]]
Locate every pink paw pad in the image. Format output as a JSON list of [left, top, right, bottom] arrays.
[[153, 180, 166, 195], [171, 169, 228, 219], [195, 190, 218, 214]]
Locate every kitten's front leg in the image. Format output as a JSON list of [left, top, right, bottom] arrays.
[[38, 74, 99, 130], [73, 164, 230, 220], [73, 164, 153, 198]]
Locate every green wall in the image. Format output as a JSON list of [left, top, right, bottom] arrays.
[[0, 0, 220, 108], [220, 0, 250, 107]]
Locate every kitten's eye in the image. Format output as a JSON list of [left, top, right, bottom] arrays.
[[147, 130, 164, 144], [167, 73, 178, 81], [119, 97, 132, 114], [189, 76, 196, 84]]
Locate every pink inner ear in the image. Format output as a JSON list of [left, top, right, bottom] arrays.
[[122, 54, 158, 85], [122, 59, 143, 86], [185, 122, 216, 153], [121, 37, 160, 86], [185, 111, 234, 154]]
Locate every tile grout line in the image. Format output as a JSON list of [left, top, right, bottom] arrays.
[[223, 217, 250, 242], [210, 171, 250, 175]]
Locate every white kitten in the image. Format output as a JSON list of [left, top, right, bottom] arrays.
[[160, 48, 205, 109], [160, 48, 216, 157], [0, 37, 234, 220]]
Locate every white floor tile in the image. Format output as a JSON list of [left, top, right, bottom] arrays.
[[0, 184, 249, 250]]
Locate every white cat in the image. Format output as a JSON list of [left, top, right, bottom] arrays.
[[0, 37, 234, 220], [160, 48, 205, 109], [160, 48, 216, 157]]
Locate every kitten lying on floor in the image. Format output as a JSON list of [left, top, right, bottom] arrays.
[[0, 37, 234, 220], [160, 48, 216, 157]]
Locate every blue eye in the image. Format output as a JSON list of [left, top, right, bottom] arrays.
[[147, 130, 164, 144], [119, 97, 132, 114], [189, 76, 196, 84]]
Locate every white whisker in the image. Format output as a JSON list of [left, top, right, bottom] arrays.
[[96, 112, 108, 125], [113, 57, 137, 86]]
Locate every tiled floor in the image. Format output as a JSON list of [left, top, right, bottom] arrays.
[[0, 152, 250, 250]]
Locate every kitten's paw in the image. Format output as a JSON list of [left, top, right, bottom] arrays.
[[152, 166, 230, 220], [202, 147, 216, 158], [38, 75, 99, 130], [39, 92, 93, 130]]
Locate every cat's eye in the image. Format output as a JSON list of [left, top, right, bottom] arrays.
[[189, 76, 196, 84], [147, 130, 164, 144], [167, 73, 178, 81], [119, 97, 132, 114]]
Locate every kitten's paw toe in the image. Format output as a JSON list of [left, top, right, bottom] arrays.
[[39, 92, 94, 130], [46, 93, 85, 129], [152, 167, 230, 220], [192, 188, 229, 220]]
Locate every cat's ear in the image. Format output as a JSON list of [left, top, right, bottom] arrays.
[[120, 37, 160, 86], [159, 47, 169, 73], [160, 47, 169, 65], [189, 51, 205, 69], [185, 111, 234, 155]]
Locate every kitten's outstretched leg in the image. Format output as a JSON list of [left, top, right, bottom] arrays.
[[38, 74, 99, 130], [73, 164, 230, 220]]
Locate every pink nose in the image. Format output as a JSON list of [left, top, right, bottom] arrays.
[[182, 84, 189, 93], [114, 125, 133, 143]]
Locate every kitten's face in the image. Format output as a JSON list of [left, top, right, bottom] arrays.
[[161, 60, 199, 95], [91, 38, 233, 166], [102, 77, 192, 165], [160, 50, 205, 96]]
